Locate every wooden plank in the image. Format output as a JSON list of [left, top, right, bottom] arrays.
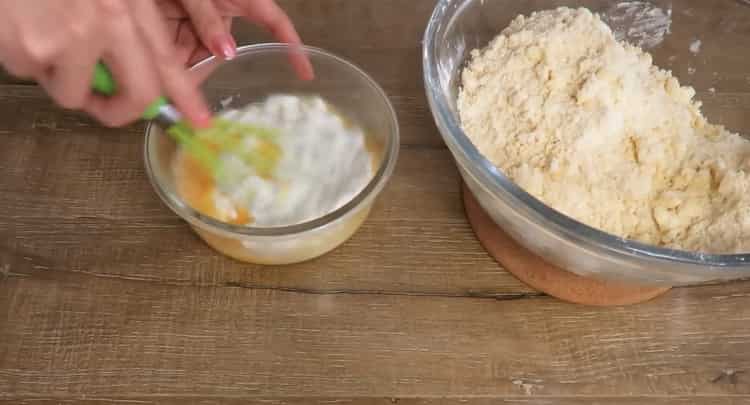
[[233, 0, 435, 52], [3, 85, 750, 296], [0, 68, 32, 86], [232, 0, 435, 92], [229, 1, 435, 151], [1, 398, 749, 404], [1, 276, 750, 398], [1, 0, 750, 402], [0, 85, 533, 297]]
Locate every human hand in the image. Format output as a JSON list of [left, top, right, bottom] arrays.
[[0, 0, 213, 128], [0, 0, 312, 129], [157, 0, 233, 67], [157, 0, 314, 79]]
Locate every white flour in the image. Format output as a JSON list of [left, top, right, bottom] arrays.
[[458, 7, 750, 254], [213, 95, 373, 227]]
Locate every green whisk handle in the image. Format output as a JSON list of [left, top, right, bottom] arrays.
[[91, 62, 169, 120]]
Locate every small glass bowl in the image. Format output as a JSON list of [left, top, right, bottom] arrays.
[[145, 44, 399, 265]]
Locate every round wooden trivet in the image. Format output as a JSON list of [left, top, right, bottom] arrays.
[[462, 184, 671, 306]]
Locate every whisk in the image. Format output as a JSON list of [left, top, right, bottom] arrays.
[[91, 62, 281, 178]]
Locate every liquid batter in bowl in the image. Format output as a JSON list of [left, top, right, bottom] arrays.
[[174, 94, 377, 230]]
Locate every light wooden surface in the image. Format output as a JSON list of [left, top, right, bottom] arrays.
[[2, 0, 750, 403]]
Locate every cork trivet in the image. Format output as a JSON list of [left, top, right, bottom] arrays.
[[462, 184, 670, 306]]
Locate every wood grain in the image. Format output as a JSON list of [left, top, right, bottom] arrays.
[[1, 399, 749, 405], [2, 276, 750, 399], [0, 69, 32, 85], [1, 0, 750, 402], [0, 85, 532, 297]]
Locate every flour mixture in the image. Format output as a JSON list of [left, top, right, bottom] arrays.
[[458, 7, 750, 253], [175, 95, 374, 228]]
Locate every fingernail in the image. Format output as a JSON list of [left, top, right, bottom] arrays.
[[193, 111, 213, 128], [213, 35, 237, 60]]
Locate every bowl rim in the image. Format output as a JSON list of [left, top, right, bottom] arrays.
[[422, 0, 750, 268], [145, 43, 400, 237]]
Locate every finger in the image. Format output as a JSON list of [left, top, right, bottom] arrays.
[[188, 47, 214, 68], [155, 0, 188, 19], [234, 0, 314, 80], [37, 54, 98, 110], [224, 16, 235, 33], [173, 19, 200, 64], [0, 29, 44, 79], [174, 19, 231, 82], [181, 0, 236, 60], [187, 50, 223, 87], [37, 44, 100, 110], [83, 13, 162, 127], [0, 43, 40, 80], [0, 3, 65, 79], [0, 24, 59, 80], [187, 18, 232, 66], [129, 0, 212, 128]]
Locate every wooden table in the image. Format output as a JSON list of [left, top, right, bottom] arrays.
[[1, 1, 750, 403]]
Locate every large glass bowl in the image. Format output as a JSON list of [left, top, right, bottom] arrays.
[[423, 0, 750, 286], [146, 44, 399, 265]]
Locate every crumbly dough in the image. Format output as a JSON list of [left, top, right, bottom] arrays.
[[458, 7, 750, 254]]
